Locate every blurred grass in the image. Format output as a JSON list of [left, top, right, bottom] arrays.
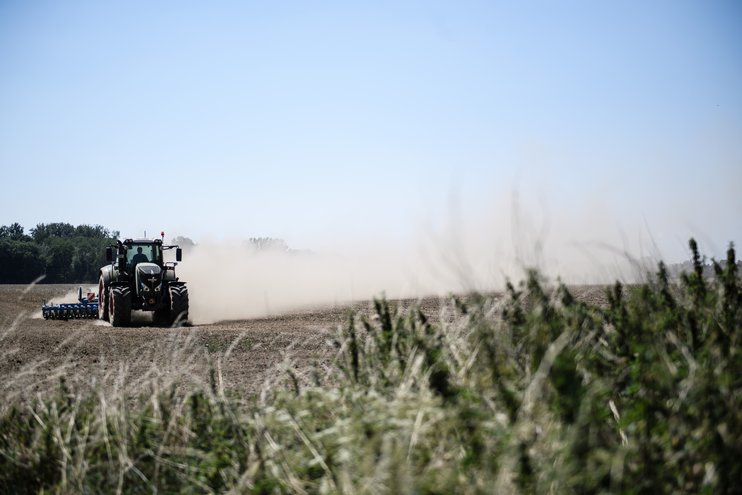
[[0, 239, 740, 494]]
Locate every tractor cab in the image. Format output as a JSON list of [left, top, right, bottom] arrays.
[[105, 239, 182, 274], [124, 240, 162, 271]]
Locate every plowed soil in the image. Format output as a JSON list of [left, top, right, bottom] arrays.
[[0, 284, 608, 402]]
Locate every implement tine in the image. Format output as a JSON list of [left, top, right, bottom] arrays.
[[41, 301, 100, 320]]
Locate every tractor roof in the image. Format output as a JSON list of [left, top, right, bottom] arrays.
[[124, 238, 163, 245]]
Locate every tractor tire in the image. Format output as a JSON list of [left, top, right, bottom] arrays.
[[109, 286, 132, 327], [98, 277, 109, 321], [169, 285, 189, 326]]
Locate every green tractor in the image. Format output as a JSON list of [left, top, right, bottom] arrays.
[[98, 237, 188, 327]]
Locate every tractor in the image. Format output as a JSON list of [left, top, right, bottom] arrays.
[[98, 237, 188, 327]]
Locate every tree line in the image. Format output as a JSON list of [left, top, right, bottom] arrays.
[[0, 223, 119, 284]]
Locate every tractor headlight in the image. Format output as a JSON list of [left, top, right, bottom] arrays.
[[155, 286, 161, 292], [143, 285, 150, 292]]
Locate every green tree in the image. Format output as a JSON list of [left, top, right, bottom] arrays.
[[0, 239, 45, 283], [0, 223, 118, 283], [74, 224, 114, 239], [0, 222, 31, 242], [171, 236, 196, 251], [40, 237, 75, 282], [30, 222, 76, 243]]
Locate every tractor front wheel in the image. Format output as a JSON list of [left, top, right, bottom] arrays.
[[109, 286, 132, 327], [169, 285, 189, 326]]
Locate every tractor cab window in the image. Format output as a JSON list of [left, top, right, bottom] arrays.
[[126, 244, 160, 270]]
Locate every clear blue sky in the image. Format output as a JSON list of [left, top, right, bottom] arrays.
[[1, 1, 740, 261]]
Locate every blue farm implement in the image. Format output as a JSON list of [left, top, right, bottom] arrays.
[[42, 288, 99, 320]]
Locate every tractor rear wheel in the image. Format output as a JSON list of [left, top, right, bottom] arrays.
[[98, 277, 109, 321], [169, 285, 189, 326], [109, 286, 132, 327]]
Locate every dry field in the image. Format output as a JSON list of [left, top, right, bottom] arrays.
[[0, 283, 607, 403], [0, 284, 449, 401]]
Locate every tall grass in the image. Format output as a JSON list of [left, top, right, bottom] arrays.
[[1, 239, 740, 493]]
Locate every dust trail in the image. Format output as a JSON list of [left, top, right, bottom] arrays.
[[176, 194, 651, 324], [178, 244, 456, 324]]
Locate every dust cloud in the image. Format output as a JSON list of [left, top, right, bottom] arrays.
[[175, 194, 656, 325], [178, 243, 461, 324]]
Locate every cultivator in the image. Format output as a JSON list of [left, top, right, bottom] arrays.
[[42, 288, 99, 320]]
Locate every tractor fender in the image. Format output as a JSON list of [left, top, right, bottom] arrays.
[[99, 264, 116, 285], [163, 269, 177, 283]]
